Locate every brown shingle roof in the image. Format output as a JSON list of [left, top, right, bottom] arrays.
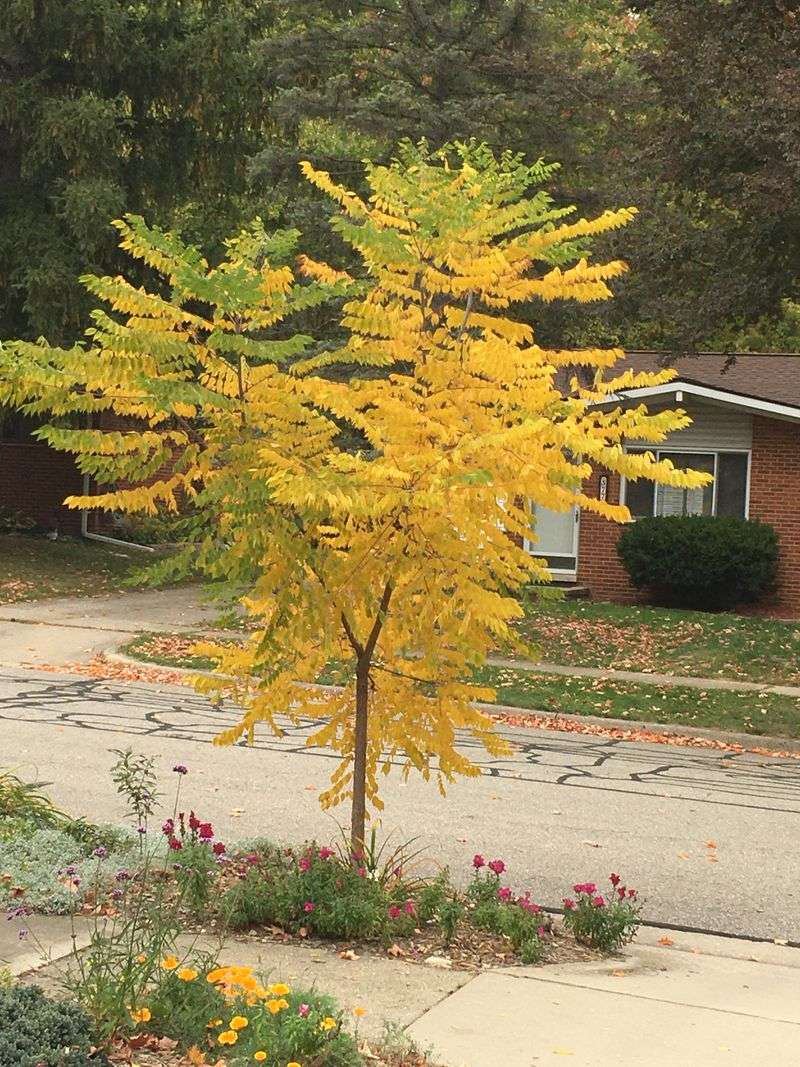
[[615, 351, 800, 410]]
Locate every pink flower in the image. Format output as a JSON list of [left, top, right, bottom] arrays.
[[298, 857, 311, 872], [357, 867, 366, 879], [563, 898, 576, 910], [498, 886, 513, 902], [627, 888, 637, 900], [592, 895, 606, 908], [198, 823, 214, 841], [388, 905, 402, 920], [212, 842, 226, 856], [303, 901, 315, 913], [319, 847, 335, 861], [573, 882, 597, 896], [472, 854, 486, 869], [404, 899, 416, 915], [161, 819, 174, 837], [298, 1003, 310, 1017], [617, 887, 627, 900], [610, 872, 621, 887], [168, 837, 182, 852], [537, 925, 546, 937], [245, 852, 259, 866], [188, 812, 201, 831], [488, 859, 506, 876]]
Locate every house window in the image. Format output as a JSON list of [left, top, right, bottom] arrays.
[[623, 450, 749, 519]]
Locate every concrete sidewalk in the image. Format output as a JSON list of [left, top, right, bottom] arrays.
[[5, 908, 800, 1065], [489, 655, 800, 698], [408, 927, 800, 1065]]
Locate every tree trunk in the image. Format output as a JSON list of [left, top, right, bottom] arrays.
[[350, 658, 370, 858]]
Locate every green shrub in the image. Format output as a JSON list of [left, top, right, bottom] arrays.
[[0, 984, 108, 1066], [617, 515, 778, 610]]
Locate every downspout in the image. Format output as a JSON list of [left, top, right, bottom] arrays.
[[80, 472, 156, 553]]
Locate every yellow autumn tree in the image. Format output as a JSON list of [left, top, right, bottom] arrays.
[[1, 142, 709, 851]]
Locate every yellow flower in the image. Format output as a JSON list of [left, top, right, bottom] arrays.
[[254, 1054, 267, 1063], [218, 1029, 238, 1045], [207, 1018, 223, 1029], [287, 1062, 302, 1067], [130, 1007, 151, 1024], [320, 1017, 337, 1032], [206, 967, 227, 983], [177, 967, 199, 982], [268, 982, 291, 996], [161, 955, 179, 971], [266, 997, 289, 1015], [353, 1006, 367, 1018], [230, 1015, 249, 1031]]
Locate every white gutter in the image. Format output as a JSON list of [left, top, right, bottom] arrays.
[[598, 381, 800, 423], [80, 473, 156, 553]]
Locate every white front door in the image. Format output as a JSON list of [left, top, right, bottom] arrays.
[[525, 504, 580, 580]]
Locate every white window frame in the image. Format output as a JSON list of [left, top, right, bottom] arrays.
[[621, 447, 752, 520]]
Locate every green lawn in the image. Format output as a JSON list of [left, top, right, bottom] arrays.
[[475, 663, 800, 740], [0, 534, 150, 603], [514, 598, 800, 687]]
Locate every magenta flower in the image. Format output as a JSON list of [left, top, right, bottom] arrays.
[[472, 854, 486, 869], [537, 925, 546, 937], [562, 898, 576, 910], [162, 819, 174, 837], [573, 882, 597, 896], [172, 764, 188, 775], [404, 899, 416, 915], [168, 837, 182, 851], [188, 811, 201, 831], [592, 895, 606, 908], [388, 905, 402, 919], [357, 867, 366, 879], [488, 859, 506, 876], [298, 857, 311, 873], [298, 1003, 310, 1018], [92, 846, 108, 859], [212, 841, 226, 856], [303, 901, 316, 913], [627, 888, 637, 900], [610, 872, 621, 887], [198, 822, 214, 841], [319, 847, 335, 860], [497, 886, 513, 902]]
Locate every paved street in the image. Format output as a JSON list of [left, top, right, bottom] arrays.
[[1, 665, 798, 942]]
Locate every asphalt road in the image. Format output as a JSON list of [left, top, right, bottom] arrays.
[[1, 665, 799, 942]]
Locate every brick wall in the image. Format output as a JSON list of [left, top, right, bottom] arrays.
[[0, 443, 85, 533], [576, 466, 637, 602], [748, 416, 800, 613]]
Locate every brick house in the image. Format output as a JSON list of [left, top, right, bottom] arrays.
[[530, 352, 800, 615]]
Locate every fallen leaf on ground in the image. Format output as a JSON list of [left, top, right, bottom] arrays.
[[657, 936, 675, 946], [338, 949, 360, 961], [706, 840, 717, 849]]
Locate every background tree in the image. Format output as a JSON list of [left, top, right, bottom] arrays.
[[1, 143, 709, 848], [0, 0, 276, 343]]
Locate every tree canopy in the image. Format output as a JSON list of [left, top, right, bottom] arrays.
[[0, 143, 710, 845]]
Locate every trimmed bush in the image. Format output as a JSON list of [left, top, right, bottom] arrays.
[[617, 515, 778, 610], [0, 984, 108, 1066]]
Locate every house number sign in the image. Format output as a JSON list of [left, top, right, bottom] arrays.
[[598, 475, 608, 502]]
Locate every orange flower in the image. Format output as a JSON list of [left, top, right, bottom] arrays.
[[135, 953, 147, 964], [218, 1029, 238, 1045], [177, 967, 199, 982], [230, 1016, 249, 1031], [161, 955, 179, 971], [130, 1007, 151, 1024], [206, 1018, 223, 1029], [254, 1054, 267, 1063], [266, 998, 288, 1015], [268, 982, 290, 996], [353, 1006, 367, 1018]]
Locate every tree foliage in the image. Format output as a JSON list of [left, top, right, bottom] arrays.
[[1, 143, 710, 846], [0, 0, 275, 343]]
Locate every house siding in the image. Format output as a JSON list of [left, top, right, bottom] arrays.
[[627, 399, 753, 451], [748, 416, 800, 613]]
